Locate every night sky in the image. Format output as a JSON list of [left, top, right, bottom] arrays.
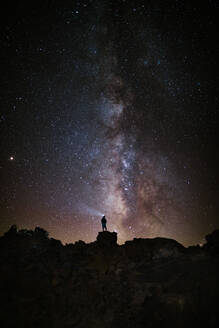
[[0, 0, 218, 245]]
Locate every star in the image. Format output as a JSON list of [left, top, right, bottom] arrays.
[[0, 0, 217, 247]]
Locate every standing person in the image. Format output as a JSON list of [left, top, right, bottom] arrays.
[[101, 215, 107, 231]]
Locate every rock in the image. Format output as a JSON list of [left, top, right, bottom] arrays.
[[0, 226, 219, 327], [96, 231, 117, 247], [123, 237, 185, 262]]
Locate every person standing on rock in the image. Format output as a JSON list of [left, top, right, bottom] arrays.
[[101, 215, 107, 231]]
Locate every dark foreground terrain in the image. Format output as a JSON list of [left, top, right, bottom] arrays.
[[0, 226, 219, 328]]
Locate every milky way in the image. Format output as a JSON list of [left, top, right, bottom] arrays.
[[0, 0, 218, 245]]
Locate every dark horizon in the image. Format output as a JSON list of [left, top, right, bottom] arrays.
[[1, 224, 217, 248]]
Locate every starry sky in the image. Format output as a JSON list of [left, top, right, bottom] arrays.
[[0, 0, 218, 245]]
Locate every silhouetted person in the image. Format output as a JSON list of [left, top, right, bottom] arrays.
[[101, 215, 107, 231]]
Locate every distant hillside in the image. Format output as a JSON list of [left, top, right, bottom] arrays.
[[0, 226, 219, 327]]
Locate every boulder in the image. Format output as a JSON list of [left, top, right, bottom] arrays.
[[96, 231, 117, 247]]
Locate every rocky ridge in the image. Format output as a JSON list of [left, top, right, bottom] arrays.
[[0, 226, 219, 327]]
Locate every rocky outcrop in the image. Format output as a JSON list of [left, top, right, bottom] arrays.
[[96, 230, 118, 247], [0, 226, 219, 327]]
